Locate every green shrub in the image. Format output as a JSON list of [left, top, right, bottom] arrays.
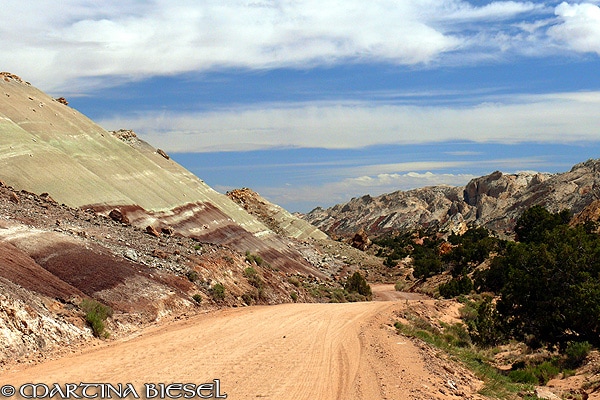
[[86, 313, 106, 338], [243, 266, 263, 288], [443, 227, 502, 281], [242, 287, 267, 305], [461, 295, 504, 347], [562, 369, 577, 379], [345, 292, 367, 302], [305, 283, 328, 299], [245, 251, 264, 266], [509, 360, 560, 385], [443, 323, 472, 348], [329, 289, 347, 303], [80, 299, 113, 338], [414, 330, 433, 342], [411, 315, 441, 335], [493, 221, 600, 348], [288, 277, 301, 287], [383, 256, 397, 267], [192, 294, 202, 304], [211, 283, 226, 301], [257, 288, 267, 301], [439, 275, 473, 298], [241, 292, 253, 305], [514, 205, 569, 243], [290, 291, 298, 302], [344, 272, 372, 300], [532, 361, 560, 385], [508, 369, 537, 384], [186, 270, 200, 282], [394, 280, 409, 292], [564, 341, 591, 369], [413, 255, 443, 279], [459, 301, 478, 322]]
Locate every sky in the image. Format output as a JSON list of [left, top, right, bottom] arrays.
[[2, 1, 600, 212]]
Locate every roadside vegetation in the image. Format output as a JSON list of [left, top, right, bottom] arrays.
[[210, 282, 226, 302], [301, 271, 372, 303], [395, 297, 594, 399], [80, 299, 113, 339], [376, 205, 600, 397]]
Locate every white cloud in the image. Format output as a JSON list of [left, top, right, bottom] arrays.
[[444, 151, 484, 156], [433, 1, 544, 21], [342, 171, 475, 190], [0, 0, 551, 92], [335, 158, 550, 178], [548, 2, 600, 55], [336, 162, 474, 178], [100, 91, 600, 152]]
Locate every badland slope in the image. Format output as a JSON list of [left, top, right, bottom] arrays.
[[0, 73, 347, 363], [0, 72, 320, 274]]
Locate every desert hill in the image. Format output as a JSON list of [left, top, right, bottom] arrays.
[[2, 73, 599, 398], [0, 181, 332, 364], [0, 72, 322, 274], [0, 73, 368, 363], [304, 159, 600, 238]]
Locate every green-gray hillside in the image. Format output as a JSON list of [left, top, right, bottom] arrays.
[[0, 73, 319, 274]]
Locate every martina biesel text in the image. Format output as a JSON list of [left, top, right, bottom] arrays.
[[0, 381, 227, 399]]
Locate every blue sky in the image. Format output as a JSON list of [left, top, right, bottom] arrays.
[[3, 1, 600, 212]]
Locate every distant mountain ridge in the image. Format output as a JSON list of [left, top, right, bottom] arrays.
[[304, 159, 600, 238]]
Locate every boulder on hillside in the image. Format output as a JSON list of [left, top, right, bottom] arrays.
[[350, 229, 371, 251], [109, 209, 130, 225], [146, 225, 161, 237], [157, 149, 170, 160]]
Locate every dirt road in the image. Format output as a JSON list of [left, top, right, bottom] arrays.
[[371, 284, 429, 302], [0, 288, 482, 399]]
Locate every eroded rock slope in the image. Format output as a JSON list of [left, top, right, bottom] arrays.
[[305, 160, 600, 238], [0, 73, 314, 274], [0, 73, 344, 363], [0, 183, 324, 365], [227, 188, 328, 241]]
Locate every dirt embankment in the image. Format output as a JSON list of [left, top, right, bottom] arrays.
[[0, 183, 337, 365]]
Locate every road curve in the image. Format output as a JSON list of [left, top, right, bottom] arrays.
[[0, 289, 480, 399]]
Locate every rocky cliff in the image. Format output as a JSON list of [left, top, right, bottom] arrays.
[[227, 188, 328, 241], [304, 159, 600, 238]]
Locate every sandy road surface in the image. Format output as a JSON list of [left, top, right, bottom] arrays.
[[0, 288, 481, 400], [371, 284, 429, 302]]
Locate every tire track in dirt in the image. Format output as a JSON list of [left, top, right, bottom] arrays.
[[0, 290, 483, 399]]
